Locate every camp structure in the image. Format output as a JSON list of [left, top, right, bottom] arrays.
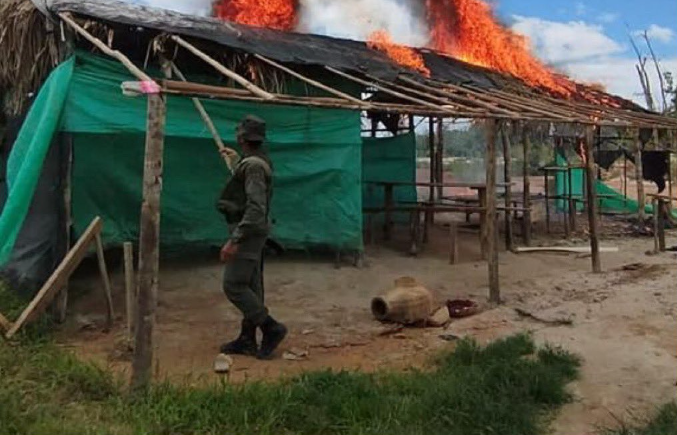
[[1, 0, 676, 386]]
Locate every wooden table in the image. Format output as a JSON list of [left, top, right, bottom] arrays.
[[364, 181, 508, 258]]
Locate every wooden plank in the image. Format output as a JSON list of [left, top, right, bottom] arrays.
[[95, 234, 114, 329], [131, 94, 167, 391], [171, 35, 275, 100], [485, 119, 500, 303], [124, 242, 135, 345], [6, 217, 103, 339], [516, 246, 619, 254], [501, 124, 514, 252], [522, 125, 532, 246], [585, 126, 602, 273]]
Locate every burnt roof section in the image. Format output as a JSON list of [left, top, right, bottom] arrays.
[[42, 0, 644, 112]]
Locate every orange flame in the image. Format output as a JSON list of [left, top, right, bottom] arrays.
[[425, 0, 575, 97], [367, 30, 431, 76], [214, 0, 298, 31]]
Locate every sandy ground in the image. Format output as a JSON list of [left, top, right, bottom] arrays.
[[59, 207, 676, 435]]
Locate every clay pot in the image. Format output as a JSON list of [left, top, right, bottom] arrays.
[[371, 277, 434, 324]]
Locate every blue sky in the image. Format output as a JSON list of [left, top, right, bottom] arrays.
[[495, 0, 677, 107]]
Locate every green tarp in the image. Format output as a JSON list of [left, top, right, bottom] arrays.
[[0, 53, 366, 264]]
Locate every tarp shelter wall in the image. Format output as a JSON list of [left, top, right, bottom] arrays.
[[0, 53, 369, 288]]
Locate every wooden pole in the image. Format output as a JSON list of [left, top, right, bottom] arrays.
[[658, 199, 666, 252], [521, 124, 532, 246], [449, 221, 458, 264], [485, 119, 500, 303], [544, 169, 551, 234], [501, 124, 514, 251], [95, 234, 114, 329], [436, 118, 444, 200], [53, 135, 73, 323], [426, 117, 435, 238], [635, 130, 646, 222], [652, 198, 660, 253], [584, 126, 602, 273], [168, 63, 238, 171], [171, 35, 275, 100], [131, 94, 167, 391], [124, 242, 135, 344]]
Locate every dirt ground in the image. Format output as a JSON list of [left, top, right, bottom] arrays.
[[60, 208, 676, 435]]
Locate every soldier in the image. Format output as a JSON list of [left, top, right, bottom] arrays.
[[217, 115, 287, 360]]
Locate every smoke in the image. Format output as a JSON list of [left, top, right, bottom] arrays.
[[119, 0, 214, 16], [297, 0, 429, 46]]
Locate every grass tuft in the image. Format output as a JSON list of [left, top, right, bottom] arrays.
[[601, 402, 677, 435]]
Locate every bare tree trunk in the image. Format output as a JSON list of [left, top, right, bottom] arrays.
[[643, 31, 668, 112]]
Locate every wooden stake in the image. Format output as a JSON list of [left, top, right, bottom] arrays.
[[652, 198, 660, 253], [167, 62, 238, 172], [53, 134, 73, 323], [6, 217, 104, 339], [501, 124, 514, 252], [584, 126, 602, 273], [436, 118, 444, 200], [485, 119, 500, 303], [95, 234, 114, 329], [522, 125, 532, 246], [635, 130, 646, 222], [131, 94, 167, 391], [171, 36, 274, 100], [449, 222, 458, 265], [124, 242, 135, 344], [658, 199, 666, 252]]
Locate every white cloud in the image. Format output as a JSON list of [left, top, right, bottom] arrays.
[[512, 16, 623, 64], [635, 24, 676, 44], [512, 15, 676, 108], [597, 12, 618, 24]]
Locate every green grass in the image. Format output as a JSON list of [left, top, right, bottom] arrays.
[[602, 403, 677, 435], [0, 329, 581, 435]]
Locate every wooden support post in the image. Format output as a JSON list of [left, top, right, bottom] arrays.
[[635, 130, 646, 222], [53, 134, 73, 323], [522, 125, 532, 246], [485, 119, 500, 303], [479, 188, 488, 259], [131, 94, 167, 391], [652, 198, 660, 253], [409, 209, 421, 256], [436, 118, 444, 200], [501, 124, 514, 251], [584, 126, 602, 273], [658, 199, 666, 252], [426, 117, 435, 233], [623, 152, 628, 208], [95, 234, 114, 329], [668, 153, 673, 209], [544, 170, 551, 234], [449, 222, 458, 264], [568, 167, 576, 232], [124, 242, 135, 344], [384, 184, 394, 241]]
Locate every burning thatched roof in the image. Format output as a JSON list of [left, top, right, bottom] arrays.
[[1, 0, 675, 130]]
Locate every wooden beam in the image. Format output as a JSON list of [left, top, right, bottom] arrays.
[[168, 62, 238, 172], [501, 124, 514, 252], [58, 13, 153, 82], [6, 217, 104, 339], [521, 124, 532, 246], [584, 126, 602, 273], [485, 119, 500, 303], [254, 54, 369, 106], [124, 242, 135, 345], [325, 66, 442, 111], [131, 94, 167, 391], [635, 130, 646, 222], [171, 35, 275, 100], [95, 234, 114, 329]]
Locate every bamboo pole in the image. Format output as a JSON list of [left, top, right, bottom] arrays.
[[485, 119, 500, 303], [168, 62, 238, 172], [501, 124, 514, 252], [521, 124, 532, 246], [58, 13, 153, 82], [254, 54, 369, 106], [584, 126, 602, 273], [170, 35, 275, 100], [131, 94, 167, 391]]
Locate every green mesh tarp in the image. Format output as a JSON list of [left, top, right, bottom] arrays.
[[0, 52, 364, 264], [362, 133, 417, 222]]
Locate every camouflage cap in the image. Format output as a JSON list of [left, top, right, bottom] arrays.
[[236, 115, 266, 142]]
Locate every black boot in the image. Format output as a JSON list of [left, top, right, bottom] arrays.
[[257, 316, 287, 360], [220, 319, 257, 356]]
